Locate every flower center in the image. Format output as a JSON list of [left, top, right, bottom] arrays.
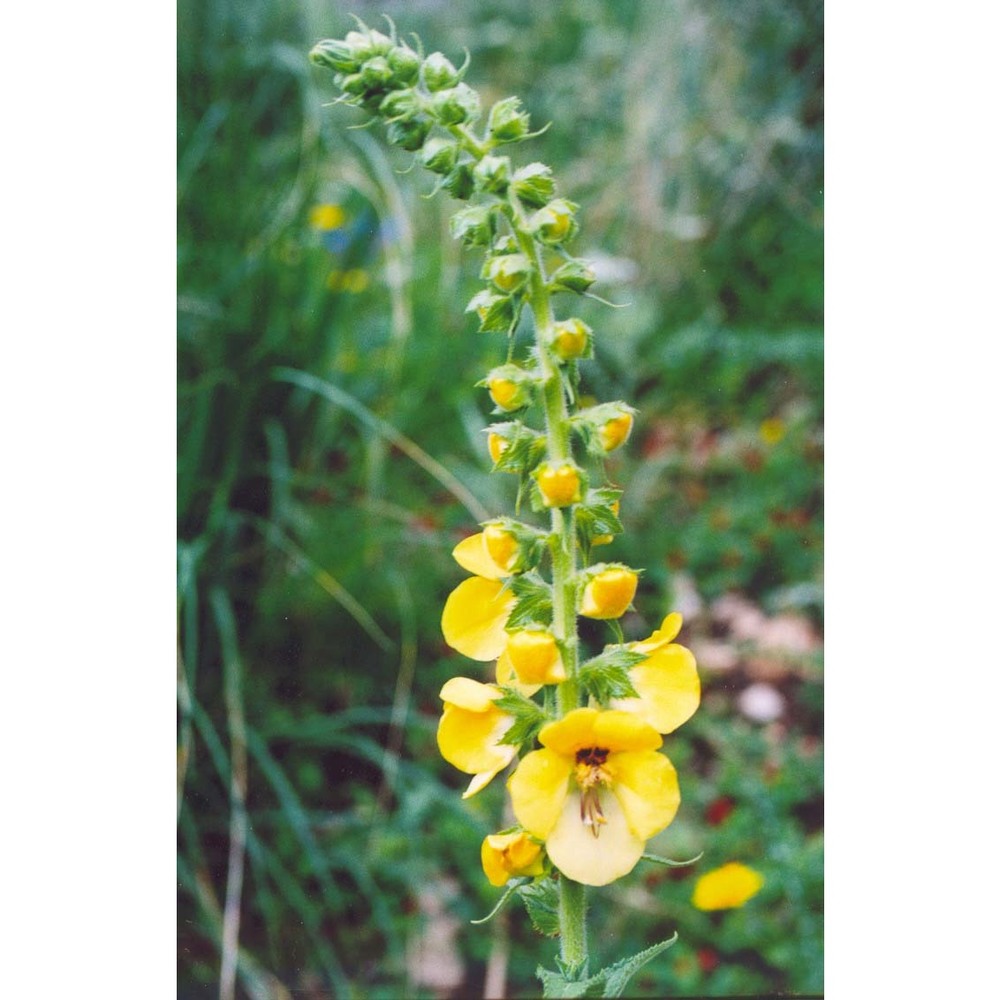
[[575, 747, 611, 838]]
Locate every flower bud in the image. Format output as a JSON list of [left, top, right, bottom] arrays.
[[466, 290, 514, 333], [592, 499, 621, 547], [511, 163, 555, 208], [421, 136, 460, 175], [360, 55, 393, 88], [598, 411, 634, 452], [481, 831, 545, 887], [549, 259, 597, 294], [380, 88, 420, 120], [580, 566, 639, 619], [309, 39, 359, 74], [422, 51, 460, 91], [364, 29, 394, 57], [487, 432, 509, 465], [344, 29, 377, 61], [534, 462, 583, 507], [473, 155, 511, 195], [487, 376, 530, 411], [387, 45, 421, 85], [505, 630, 567, 685], [484, 253, 531, 294], [340, 72, 369, 97], [550, 318, 592, 361], [451, 205, 494, 247], [385, 116, 432, 151], [443, 163, 475, 200], [482, 523, 520, 574], [528, 199, 578, 245], [487, 97, 531, 142], [431, 83, 481, 125]]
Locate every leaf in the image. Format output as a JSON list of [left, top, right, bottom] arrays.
[[518, 877, 560, 937], [470, 877, 531, 925], [577, 648, 646, 704], [506, 573, 553, 630], [537, 933, 679, 998], [640, 851, 704, 868], [494, 687, 549, 747]]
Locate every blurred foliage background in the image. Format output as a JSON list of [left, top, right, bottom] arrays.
[[177, 0, 823, 996]]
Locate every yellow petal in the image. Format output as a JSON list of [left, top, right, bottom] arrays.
[[508, 749, 572, 838], [463, 760, 512, 798], [439, 676, 501, 712], [481, 832, 545, 886], [633, 612, 683, 653], [611, 643, 700, 734], [545, 789, 645, 886], [692, 862, 765, 911], [441, 576, 516, 660], [496, 650, 542, 696], [539, 708, 662, 757], [437, 701, 514, 775], [483, 524, 519, 573], [609, 750, 681, 840], [452, 533, 506, 581]]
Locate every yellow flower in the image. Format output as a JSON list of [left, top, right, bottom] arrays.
[[482, 524, 519, 574], [508, 708, 680, 886], [488, 378, 526, 411], [437, 677, 517, 798], [481, 831, 546, 886], [598, 412, 634, 452], [487, 432, 509, 464], [309, 202, 346, 230], [691, 862, 765, 911], [610, 613, 701, 734], [580, 566, 638, 619], [551, 318, 591, 361], [505, 629, 567, 685], [535, 463, 583, 507], [495, 648, 542, 697], [442, 535, 517, 660]]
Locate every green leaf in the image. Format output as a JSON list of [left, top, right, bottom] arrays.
[[506, 573, 553, 630], [578, 648, 646, 704], [537, 933, 680, 998], [518, 877, 560, 937], [494, 687, 548, 747], [470, 877, 531, 925], [640, 851, 704, 868]]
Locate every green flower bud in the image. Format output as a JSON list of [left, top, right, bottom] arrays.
[[344, 29, 377, 61], [421, 137, 460, 175], [422, 52, 460, 91], [365, 29, 394, 56], [387, 46, 421, 85], [511, 163, 556, 209], [385, 116, 432, 152], [340, 72, 369, 97], [379, 88, 420, 120], [309, 39, 359, 75], [528, 199, 579, 246], [431, 84, 481, 126], [483, 253, 531, 294], [487, 97, 531, 142], [443, 162, 475, 200], [451, 205, 494, 247], [549, 259, 597, 294], [361, 55, 394, 89], [466, 290, 514, 332], [473, 155, 511, 195]]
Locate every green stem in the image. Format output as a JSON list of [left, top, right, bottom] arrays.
[[558, 877, 587, 971]]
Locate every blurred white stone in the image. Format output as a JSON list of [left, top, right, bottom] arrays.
[[737, 682, 786, 723], [691, 639, 739, 673], [671, 571, 704, 621], [407, 878, 464, 993]]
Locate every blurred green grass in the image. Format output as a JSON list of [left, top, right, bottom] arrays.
[[178, 0, 823, 996]]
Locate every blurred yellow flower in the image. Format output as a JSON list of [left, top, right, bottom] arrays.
[[481, 831, 545, 886], [598, 413, 633, 453], [759, 417, 785, 445], [508, 708, 680, 886], [437, 677, 517, 798], [691, 862, 765, 911], [610, 613, 701, 734], [309, 202, 346, 230], [326, 268, 370, 293]]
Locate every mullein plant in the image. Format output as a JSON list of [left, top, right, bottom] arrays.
[[311, 20, 703, 996]]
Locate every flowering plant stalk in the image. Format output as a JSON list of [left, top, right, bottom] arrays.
[[311, 19, 703, 996]]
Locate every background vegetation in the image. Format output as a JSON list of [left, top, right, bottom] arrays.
[[178, 0, 823, 995]]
